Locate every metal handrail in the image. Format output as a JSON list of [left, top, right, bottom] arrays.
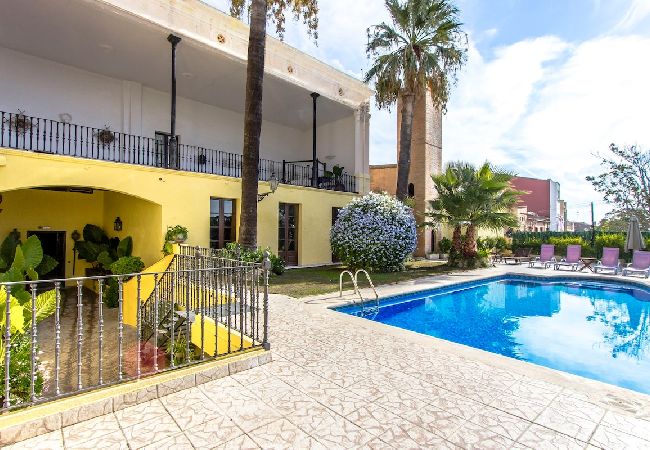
[[338, 269, 379, 318]]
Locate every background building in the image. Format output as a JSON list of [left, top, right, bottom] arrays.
[[511, 176, 567, 231]]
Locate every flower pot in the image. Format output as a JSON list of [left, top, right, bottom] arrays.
[[172, 233, 187, 243], [440, 253, 449, 260]]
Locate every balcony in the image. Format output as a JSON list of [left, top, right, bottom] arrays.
[[0, 111, 358, 193]]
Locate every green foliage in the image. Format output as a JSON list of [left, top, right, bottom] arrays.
[[365, 0, 467, 110], [0, 287, 56, 405], [587, 144, 650, 230], [547, 236, 588, 256], [161, 242, 174, 256], [438, 237, 452, 254], [0, 335, 44, 406], [595, 234, 626, 257], [477, 237, 496, 252], [75, 224, 133, 272], [494, 237, 508, 251], [165, 225, 188, 243], [330, 193, 417, 272], [0, 230, 20, 271], [103, 257, 146, 308], [222, 243, 285, 275], [0, 235, 59, 303], [229, 0, 319, 40]]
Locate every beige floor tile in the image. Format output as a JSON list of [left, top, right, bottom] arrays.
[[248, 418, 326, 450], [467, 405, 531, 441], [309, 414, 375, 448], [222, 399, 284, 433], [535, 407, 598, 442], [120, 413, 181, 449], [600, 410, 650, 439], [5, 430, 64, 450], [345, 403, 405, 437], [590, 425, 650, 450], [378, 422, 457, 449], [140, 432, 193, 450], [404, 404, 466, 439], [184, 415, 245, 449], [62, 413, 121, 447], [65, 430, 128, 450], [215, 434, 260, 449], [518, 424, 586, 450], [548, 394, 606, 423], [448, 420, 515, 449], [114, 399, 169, 428]]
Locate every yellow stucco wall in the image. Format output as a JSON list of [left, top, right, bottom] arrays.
[[0, 148, 356, 266]]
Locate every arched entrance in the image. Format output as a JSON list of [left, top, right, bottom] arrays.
[[0, 186, 162, 277]]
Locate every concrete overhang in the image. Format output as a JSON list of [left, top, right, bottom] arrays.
[[0, 0, 373, 130]]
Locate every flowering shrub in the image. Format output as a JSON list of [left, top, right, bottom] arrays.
[[330, 192, 416, 272]]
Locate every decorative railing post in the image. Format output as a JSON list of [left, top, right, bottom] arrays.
[[262, 251, 271, 351]]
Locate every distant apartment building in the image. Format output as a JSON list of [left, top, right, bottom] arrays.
[[511, 177, 567, 232]]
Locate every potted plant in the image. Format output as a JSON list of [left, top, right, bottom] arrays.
[[439, 237, 452, 260], [4, 109, 32, 135], [165, 225, 188, 244], [324, 165, 346, 191], [95, 125, 115, 146]]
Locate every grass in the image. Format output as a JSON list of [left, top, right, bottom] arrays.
[[268, 260, 451, 298]]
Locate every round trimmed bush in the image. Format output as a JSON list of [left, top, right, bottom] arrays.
[[330, 192, 416, 272]]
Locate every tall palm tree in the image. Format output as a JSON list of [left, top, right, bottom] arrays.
[[229, 0, 318, 249], [426, 162, 521, 262], [365, 0, 466, 200]]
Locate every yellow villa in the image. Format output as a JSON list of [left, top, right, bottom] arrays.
[[0, 0, 372, 275]]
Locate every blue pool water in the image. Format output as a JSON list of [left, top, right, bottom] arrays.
[[335, 276, 650, 394]]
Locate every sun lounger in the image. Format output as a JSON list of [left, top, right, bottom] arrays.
[[502, 248, 532, 264], [554, 244, 581, 271], [623, 250, 650, 278], [593, 247, 621, 275], [529, 244, 555, 269]]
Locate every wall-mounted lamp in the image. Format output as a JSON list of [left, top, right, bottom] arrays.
[[113, 217, 123, 231], [257, 173, 279, 202], [71, 229, 81, 242]]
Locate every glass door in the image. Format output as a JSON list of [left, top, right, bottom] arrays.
[[278, 203, 298, 265]]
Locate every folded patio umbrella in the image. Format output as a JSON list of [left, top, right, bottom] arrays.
[[625, 216, 646, 251]]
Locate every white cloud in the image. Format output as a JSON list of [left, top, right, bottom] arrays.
[[444, 34, 650, 221], [614, 0, 650, 31]]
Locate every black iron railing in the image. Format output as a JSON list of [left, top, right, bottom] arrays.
[[0, 110, 358, 193], [0, 249, 270, 412]]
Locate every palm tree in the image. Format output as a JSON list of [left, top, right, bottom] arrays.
[[365, 0, 466, 200], [229, 0, 318, 249], [426, 162, 521, 263]]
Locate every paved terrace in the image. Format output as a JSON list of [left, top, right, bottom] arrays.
[[7, 265, 650, 449]]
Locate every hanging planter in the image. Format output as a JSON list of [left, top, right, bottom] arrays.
[[4, 109, 32, 135], [95, 125, 115, 146], [165, 225, 189, 244]]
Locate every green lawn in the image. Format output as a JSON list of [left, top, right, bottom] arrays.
[[268, 260, 451, 298]]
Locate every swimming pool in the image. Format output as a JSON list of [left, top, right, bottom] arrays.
[[335, 275, 650, 394]]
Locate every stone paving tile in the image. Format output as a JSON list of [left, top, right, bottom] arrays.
[[140, 432, 194, 450], [215, 433, 260, 449], [448, 420, 516, 449], [61, 413, 122, 448], [5, 430, 64, 450], [378, 421, 458, 449], [247, 418, 327, 449], [183, 415, 245, 449], [590, 424, 650, 449], [467, 405, 531, 441], [600, 410, 650, 438], [517, 424, 586, 450], [66, 430, 129, 449], [345, 403, 406, 438], [113, 399, 169, 429], [535, 406, 598, 442], [119, 413, 181, 449]]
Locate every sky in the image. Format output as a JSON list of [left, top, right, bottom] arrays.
[[205, 0, 650, 222]]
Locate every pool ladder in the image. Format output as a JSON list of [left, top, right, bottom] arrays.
[[339, 269, 379, 318]]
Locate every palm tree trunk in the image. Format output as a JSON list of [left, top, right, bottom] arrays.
[[451, 225, 462, 255], [396, 92, 415, 200], [238, 0, 268, 250], [463, 224, 478, 257]]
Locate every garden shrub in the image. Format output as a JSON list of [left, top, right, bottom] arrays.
[[547, 236, 592, 257], [595, 234, 626, 259], [330, 192, 416, 272], [222, 243, 285, 275], [104, 256, 145, 308]]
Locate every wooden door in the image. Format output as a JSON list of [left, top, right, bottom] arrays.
[[27, 230, 66, 279], [278, 203, 298, 266]]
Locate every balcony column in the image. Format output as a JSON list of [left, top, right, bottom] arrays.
[[167, 34, 182, 168], [310, 92, 320, 188], [354, 102, 371, 194]]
